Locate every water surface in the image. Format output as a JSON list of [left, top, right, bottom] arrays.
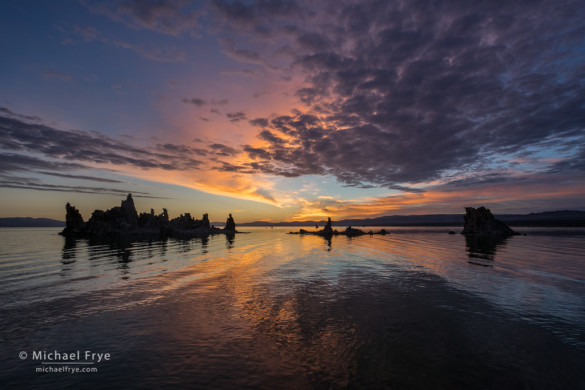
[[1, 227, 584, 389]]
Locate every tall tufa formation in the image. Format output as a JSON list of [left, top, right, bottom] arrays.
[[323, 217, 333, 233], [62, 202, 85, 235], [461, 207, 517, 236], [120, 193, 138, 228]]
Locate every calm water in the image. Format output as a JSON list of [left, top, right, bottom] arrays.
[[1, 226, 584, 389]]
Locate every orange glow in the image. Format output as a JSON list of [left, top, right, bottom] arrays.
[[288, 176, 585, 220]]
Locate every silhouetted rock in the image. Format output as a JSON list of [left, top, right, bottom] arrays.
[[344, 226, 366, 236], [60, 194, 238, 239], [289, 218, 385, 237], [461, 207, 517, 236], [324, 217, 333, 233], [225, 213, 236, 231], [62, 202, 85, 235], [201, 213, 211, 230], [80, 194, 141, 236], [168, 212, 215, 236], [120, 194, 138, 228], [137, 208, 170, 234]]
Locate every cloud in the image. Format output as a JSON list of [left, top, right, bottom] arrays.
[[226, 111, 247, 122], [223, 46, 262, 64], [109, 39, 185, 62], [61, 24, 185, 62], [211, 0, 304, 32], [221, 0, 585, 190], [182, 97, 207, 107], [37, 171, 124, 183], [208, 143, 239, 156], [42, 70, 72, 81], [84, 0, 201, 36], [0, 109, 286, 207], [0, 175, 165, 198], [0, 111, 204, 172], [217, 37, 279, 70], [221, 68, 259, 77], [249, 117, 269, 127], [547, 143, 585, 174], [290, 171, 585, 220], [0, 107, 43, 123], [182, 97, 229, 107], [0, 153, 87, 174]]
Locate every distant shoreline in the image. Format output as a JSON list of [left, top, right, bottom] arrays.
[[2, 209, 585, 228], [0, 218, 65, 228], [238, 210, 585, 228]]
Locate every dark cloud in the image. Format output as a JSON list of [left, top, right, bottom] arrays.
[[243, 145, 271, 160], [258, 130, 284, 145], [182, 97, 207, 107], [249, 117, 269, 127], [37, 171, 124, 183], [0, 112, 204, 172], [212, 0, 304, 33], [548, 144, 585, 174], [155, 143, 208, 156], [0, 176, 165, 198], [182, 97, 229, 107], [0, 153, 87, 174], [0, 107, 42, 123], [208, 143, 239, 156], [222, 68, 258, 77], [231, 0, 585, 189], [444, 173, 524, 188], [226, 111, 247, 122]]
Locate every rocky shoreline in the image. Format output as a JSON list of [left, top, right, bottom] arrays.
[[60, 194, 238, 239]]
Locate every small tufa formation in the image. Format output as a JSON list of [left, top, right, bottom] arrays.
[[225, 214, 236, 231], [290, 217, 385, 237], [60, 194, 236, 239], [461, 206, 517, 236], [137, 208, 169, 233], [344, 226, 366, 237]]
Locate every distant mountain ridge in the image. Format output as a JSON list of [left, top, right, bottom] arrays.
[[0, 217, 65, 227], [239, 210, 585, 227]]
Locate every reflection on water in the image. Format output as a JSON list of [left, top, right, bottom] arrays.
[[465, 234, 510, 264], [1, 227, 584, 389]]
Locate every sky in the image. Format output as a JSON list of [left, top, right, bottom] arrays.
[[1, 0, 584, 222]]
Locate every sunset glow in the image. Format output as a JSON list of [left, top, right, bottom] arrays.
[[1, 1, 584, 222]]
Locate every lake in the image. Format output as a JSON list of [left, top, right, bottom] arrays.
[[1, 226, 584, 389]]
